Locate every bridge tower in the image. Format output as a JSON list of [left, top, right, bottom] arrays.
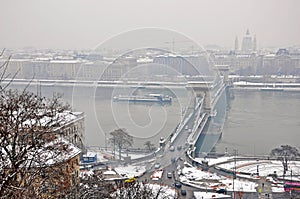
[[215, 65, 229, 86], [187, 82, 213, 112]]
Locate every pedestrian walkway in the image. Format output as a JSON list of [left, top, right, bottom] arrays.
[[257, 177, 273, 199]]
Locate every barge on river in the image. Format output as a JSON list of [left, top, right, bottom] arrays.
[[113, 94, 172, 103]]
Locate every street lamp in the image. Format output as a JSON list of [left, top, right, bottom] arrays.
[[256, 159, 259, 176], [105, 132, 107, 151], [233, 149, 237, 199]]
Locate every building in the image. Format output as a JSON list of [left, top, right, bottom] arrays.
[[153, 54, 210, 76], [212, 48, 300, 76], [211, 52, 258, 76], [32, 139, 81, 198], [54, 111, 86, 152], [241, 29, 256, 52], [256, 49, 300, 75], [1, 138, 81, 198]]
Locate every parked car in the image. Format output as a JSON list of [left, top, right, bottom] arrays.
[[174, 181, 182, 188], [216, 188, 227, 194], [181, 189, 187, 196], [154, 163, 160, 169], [167, 172, 172, 178], [171, 157, 176, 163]]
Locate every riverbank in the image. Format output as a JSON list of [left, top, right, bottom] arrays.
[[232, 81, 300, 91]]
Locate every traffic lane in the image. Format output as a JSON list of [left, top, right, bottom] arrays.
[[159, 164, 201, 199]]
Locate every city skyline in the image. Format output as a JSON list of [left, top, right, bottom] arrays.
[[0, 0, 300, 50]]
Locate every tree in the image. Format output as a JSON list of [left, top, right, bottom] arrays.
[[109, 128, 133, 160], [74, 170, 114, 199], [0, 51, 79, 198], [0, 49, 14, 91], [144, 141, 155, 152], [270, 145, 300, 176], [0, 89, 77, 198], [113, 180, 178, 199]]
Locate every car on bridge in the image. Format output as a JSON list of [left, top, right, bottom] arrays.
[[167, 172, 172, 178], [170, 145, 175, 151], [154, 163, 160, 169]]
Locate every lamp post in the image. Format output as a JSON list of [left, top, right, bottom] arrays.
[[257, 159, 259, 176], [233, 149, 237, 199], [290, 169, 293, 199], [105, 132, 107, 151]]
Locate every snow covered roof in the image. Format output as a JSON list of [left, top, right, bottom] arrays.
[[40, 138, 81, 165], [50, 60, 82, 64], [1, 138, 81, 169], [194, 192, 231, 199], [103, 170, 117, 175], [114, 165, 146, 178], [21, 110, 83, 130], [82, 152, 97, 157]]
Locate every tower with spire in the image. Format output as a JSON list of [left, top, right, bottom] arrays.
[[235, 36, 239, 52], [252, 35, 257, 51], [241, 29, 253, 52]]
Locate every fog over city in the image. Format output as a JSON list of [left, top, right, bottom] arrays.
[[1, 0, 300, 49], [1, 1, 300, 198]]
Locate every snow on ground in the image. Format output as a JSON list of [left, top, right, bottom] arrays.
[[86, 148, 153, 162], [126, 153, 151, 160], [180, 166, 224, 181], [219, 179, 257, 192], [194, 191, 231, 199], [195, 156, 234, 166], [113, 183, 177, 199], [272, 184, 285, 193], [191, 156, 300, 194], [87, 149, 113, 162], [80, 170, 94, 178], [147, 184, 177, 198], [217, 160, 300, 180], [114, 165, 146, 178], [179, 165, 257, 192], [196, 157, 300, 179], [151, 170, 164, 181]]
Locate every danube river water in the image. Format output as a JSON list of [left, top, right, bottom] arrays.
[[215, 89, 300, 155], [7, 83, 300, 155], [8, 83, 191, 148]]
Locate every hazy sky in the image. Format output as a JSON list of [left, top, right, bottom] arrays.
[[0, 0, 299, 50]]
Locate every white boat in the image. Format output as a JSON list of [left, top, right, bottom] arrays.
[[260, 87, 284, 91], [113, 94, 172, 103]]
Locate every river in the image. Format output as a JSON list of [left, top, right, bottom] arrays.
[[7, 83, 191, 148], [215, 89, 300, 155], [6, 83, 300, 155]]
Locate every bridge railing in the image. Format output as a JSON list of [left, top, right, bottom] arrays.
[[188, 113, 207, 145], [170, 112, 193, 144]]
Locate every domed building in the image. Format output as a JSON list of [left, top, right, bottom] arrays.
[[241, 29, 257, 52]]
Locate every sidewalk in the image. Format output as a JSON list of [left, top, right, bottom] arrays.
[[257, 177, 273, 199]]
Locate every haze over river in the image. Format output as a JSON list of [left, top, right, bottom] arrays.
[[8, 83, 300, 155], [215, 89, 300, 155]]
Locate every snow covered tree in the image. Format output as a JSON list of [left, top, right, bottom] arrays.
[[270, 145, 300, 176], [0, 52, 80, 198], [74, 170, 114, 199], [144, 141, 155, 152], [109, 128, 133, 160], [113, 180, 178, 199]]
